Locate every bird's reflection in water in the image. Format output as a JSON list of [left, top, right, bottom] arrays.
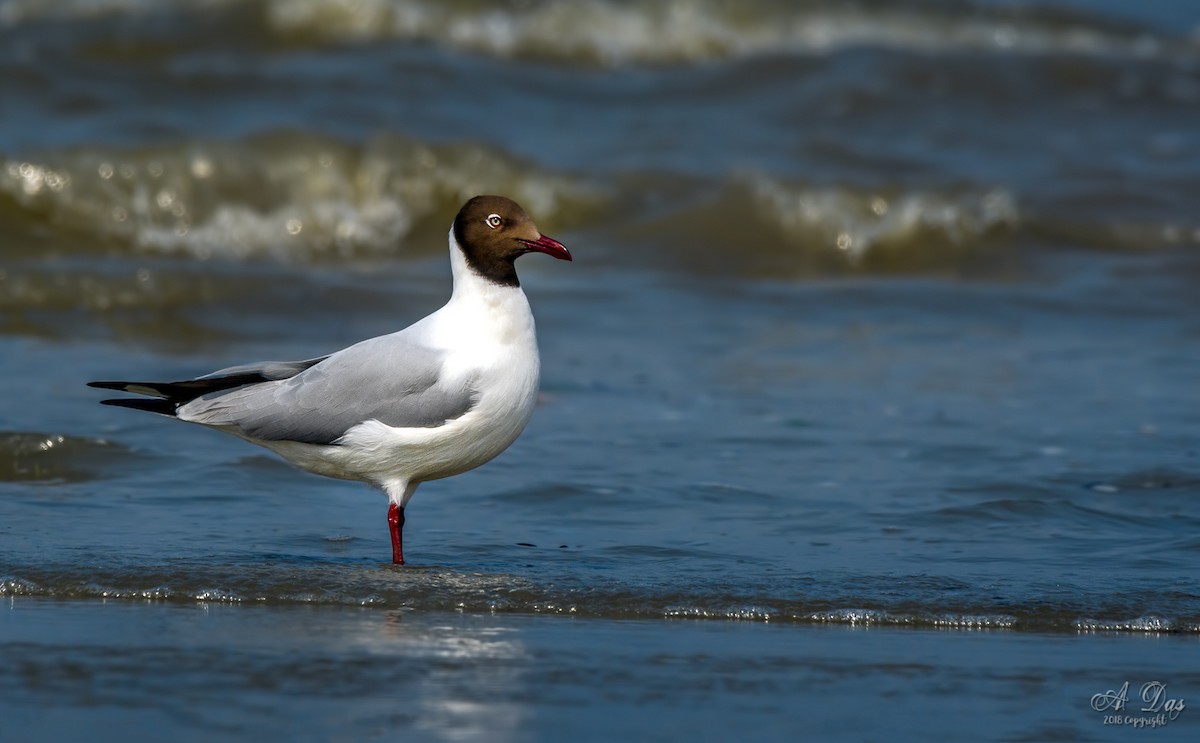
[[346, 608, 530, 742]]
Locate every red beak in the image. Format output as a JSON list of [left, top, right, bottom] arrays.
[[520, 234, 572, 261]]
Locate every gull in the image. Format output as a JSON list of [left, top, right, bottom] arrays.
[[89, 195, 572, 564]]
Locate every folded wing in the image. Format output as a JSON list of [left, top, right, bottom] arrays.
[[91, 337, 477, 445]]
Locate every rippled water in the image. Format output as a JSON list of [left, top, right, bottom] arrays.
[[2, 1, 1200, 740]]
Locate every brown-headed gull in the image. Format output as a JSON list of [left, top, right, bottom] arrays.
[[89, 195, 572, 564]]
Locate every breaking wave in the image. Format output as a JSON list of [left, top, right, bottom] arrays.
[[0, 144, 1026, 272], [744, 175, 1020, 265], [1, 0, 1195, 65], [0, 134, 589, 261], [264, 0, 1195, 64], [3, 564, 1196, 633], [2, 134, 1194, 274]]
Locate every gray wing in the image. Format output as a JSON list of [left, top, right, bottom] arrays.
[[199, 356, 331, 381], [178, 335, 477, 445]]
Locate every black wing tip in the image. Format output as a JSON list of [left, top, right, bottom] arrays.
[[89, 367, 303, 418], [98, 398, 179, 416]]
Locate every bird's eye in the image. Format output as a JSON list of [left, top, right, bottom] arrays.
[[485, 214, 502, 229]]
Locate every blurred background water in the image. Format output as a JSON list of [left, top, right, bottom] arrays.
[[2, 1, 1199, 741]]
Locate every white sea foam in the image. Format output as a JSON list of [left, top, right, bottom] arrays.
[[0, 0, 1190, 64], [746, 174, 1020, 262], [1076, 615, 1179, 633], [0, 136, 583, 261], [261, 0, 1185, 64]]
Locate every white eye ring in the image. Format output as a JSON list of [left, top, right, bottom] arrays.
[[485, 213, 502, 229]]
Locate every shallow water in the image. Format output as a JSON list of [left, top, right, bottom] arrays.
[[2, 0, 1200, 740], [4, 599, 1198, 742]]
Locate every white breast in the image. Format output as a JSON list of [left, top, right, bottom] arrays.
[[286, 232, 544, 491]]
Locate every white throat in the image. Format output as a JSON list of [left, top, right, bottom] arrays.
[[440, 229, 536, 348]]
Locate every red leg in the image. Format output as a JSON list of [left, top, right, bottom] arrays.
[[388, 502, 405, 565]]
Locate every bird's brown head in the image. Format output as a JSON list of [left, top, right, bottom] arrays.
[[452, 195, 571, 287]]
